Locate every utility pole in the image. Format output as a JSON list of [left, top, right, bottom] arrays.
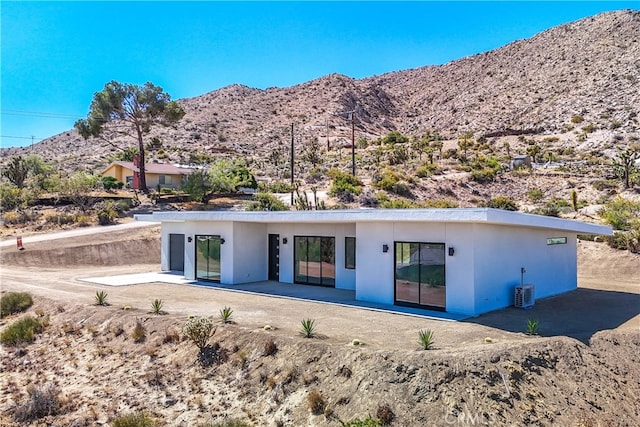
[[348, 111, 356, 176], [290, 123, 294, 206], [31, 135, 35, 151]]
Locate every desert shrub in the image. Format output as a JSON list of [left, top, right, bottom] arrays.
[[131, 320, 146, 343], [46, 213, 78, 225], [527, 188, 544, 202], [111, 411, 157, 427], [261, 181, 295, 193], [203, 420, 251, 427], [307, 390, 325, 414], [339, 416, 382, 427], [376, 403, 395, 425], [470, 167, 497, 183], [2, 209, 39, 225], [328, 168, 363, 197], [1, 292, 33, 317], [12, 384, 61, 422], [373, 169, 410, 196], [599, 198, 640, 231], [422, 199, 458, 208], [571, 115, 584, 124], [1, 316, 46, 346], [183, 316, 216, 350], [592, 179, 619, 192], [582, 123, 597, 133], [487, 196, 517, 211], [263, 339, 277, 356], [97, 201, 117, 225], [246, 192, 289, 211], [379, 198, 418, 209], [416, 163, 440, 178], [101, 175, 124, 190], [418, 329, 435, 350]]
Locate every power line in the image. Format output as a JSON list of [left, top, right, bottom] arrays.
[[1, 109, 80, 119], [0, 135, 44, 141]]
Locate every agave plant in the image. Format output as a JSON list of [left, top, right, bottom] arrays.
[[418, 329, 435, 350], [151, 299, 164, 315], [95, 291, 108, 306], [300, 318, 317, 338], [218, 306, 234, 324]]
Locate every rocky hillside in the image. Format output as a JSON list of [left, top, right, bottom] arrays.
[[2, 10, 639, 176]]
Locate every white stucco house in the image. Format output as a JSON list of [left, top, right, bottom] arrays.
[[135, 209, 611, 317]]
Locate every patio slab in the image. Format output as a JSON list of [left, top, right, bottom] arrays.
[[80, 271, 468, 321]]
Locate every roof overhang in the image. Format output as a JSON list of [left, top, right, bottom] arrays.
[[135, 208, 612, 235]]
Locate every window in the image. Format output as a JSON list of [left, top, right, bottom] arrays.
[[159, 175, 172, 185], [345, 237, 356, 269], [394, 242, 446, 310], [546, 237, 567, 245], [294, 236, 335, 287]]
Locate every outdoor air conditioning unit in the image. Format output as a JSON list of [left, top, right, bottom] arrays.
[[514, 285, 535, 308]]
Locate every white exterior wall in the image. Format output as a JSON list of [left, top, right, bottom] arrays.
[[472, 224, 577, 314], [232, 222, 268, 284], [355, 222, 476, 315]]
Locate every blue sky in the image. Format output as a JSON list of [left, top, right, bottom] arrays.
[[2, 1, 638, 148]]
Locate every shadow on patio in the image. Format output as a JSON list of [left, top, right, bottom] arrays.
[[466, 288, 640, 343]]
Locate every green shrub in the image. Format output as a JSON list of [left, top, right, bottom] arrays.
[[416, 163, 440, 178], [1, 316, 46, 346], [599, 197, 640, 230], [111, 411, 157, 427], [101, 175, 124, 190], [261, 181, 295, 193], [246, 192, 289, 211], [527, 188, 544, 202], [12, 384, 61, 422], [470, 167, 497, 183], [487, 196, 517, 211], [183, 316, 216, 351], [328, 168, 363, 197], [1, 292, 33, 317], [422, 199, 458, 208]]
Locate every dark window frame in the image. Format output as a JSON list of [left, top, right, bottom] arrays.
[[345, 237, 356, 269]]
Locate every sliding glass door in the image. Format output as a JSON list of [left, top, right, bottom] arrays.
[[195, 235, 221, 282], [294, 236, 335, 287], [395, 242, 445, 309]]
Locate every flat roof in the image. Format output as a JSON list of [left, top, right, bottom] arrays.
[[135, 208, 612, 235]]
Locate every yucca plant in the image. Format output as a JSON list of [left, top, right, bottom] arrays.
[[151, 299, 164, 315], [418, 329, 435, 350], [218, 306, 234, 324], [95, 291, 108, 306], [300, 318, 317, 338], [526, 318, 540, 335]]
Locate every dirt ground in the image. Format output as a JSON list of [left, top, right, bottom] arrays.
[[0, 224, 639, 426]]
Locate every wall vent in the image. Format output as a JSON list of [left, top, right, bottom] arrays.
[[514, 285, 535, 308]]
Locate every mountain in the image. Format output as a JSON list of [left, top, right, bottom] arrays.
[[2, 9, 639, 174]]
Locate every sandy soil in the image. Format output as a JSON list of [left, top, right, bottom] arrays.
[[0, 226, 638, 426]]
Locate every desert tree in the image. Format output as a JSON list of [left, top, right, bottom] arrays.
[[526, 143, 542, 164], [457, 132, 474, 163], [2, 156, 29, 188], [75, 81, 185, 193], [612, 146, 639, 189]]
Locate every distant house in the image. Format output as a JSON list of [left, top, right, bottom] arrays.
[[510, 155, 532, 170], [101, 160, 194, 190]]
